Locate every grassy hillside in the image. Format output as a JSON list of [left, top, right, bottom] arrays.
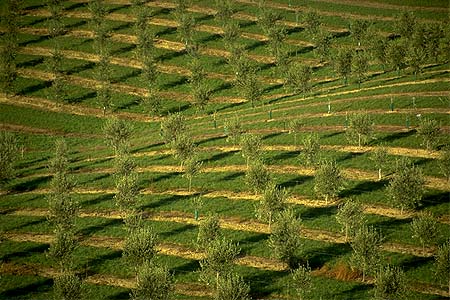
[[1, 0, 449, 299]]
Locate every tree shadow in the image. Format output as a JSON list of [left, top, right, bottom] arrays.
[[196, 135, 226, 146], [239, 233, 268, 253], [116, 98, 141, 111], [239, 20, 256, 29], [107, 4, 128, 13], [67, 91, 96, 104], [421, 191, 450, 209], [335, 284, 372, 300], [372, 218, 410, 238], [301, 205, 337, 220], [159, 103, 190, 115], [197, 33, 222, 44], [171, 259, 200, 273], [279, 175, 312, 189], [65, 20, 88, 30], [207, 150, 238, 162], [0, 244, 48, 262], [331, 30, 351, 39], [158, 223, 196, 239], [66, 61, 96, 75], [155, 26, 177, 38], [107, 291, 130, 300], [262, 131, 284, 141], [112, 69, 141, 84], [221, 172, 243, 181], [270, 150, 300, 162], [210, 82, 233, 94], [245, 269, 286, 298], [245, 40, 267, 52], [0, 278, 52, 299], [109, 22, 132, 33], [84, 249, 122, 276], [398, 255, 432, 272], [10, 176, 51, 192], [377, 130, 416, 144], [82, 194, 114, 207], [110, 44, 136, 57], [19, 35, 48, 47], [159, 77, 188, 89], [77, 218, 123, 236], [141, 194, 184, 210], [340, 180, 388, 198], [16, 57, 45, 68], [263, 83, 284, 93], [303, 242, 351, 269], [214, 102, 243, 113], [18, 81, 51, 96], [335, 152, 364, 163]]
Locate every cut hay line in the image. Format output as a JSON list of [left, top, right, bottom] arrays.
[[0, 262, 212, 297], [15, 160, 449, 191], [0, 92, 152, 122], [311, 0, 447, 13], [22, 9, 319, 65], [0, 208, 439, 259], [208, 74, 450, 122], [17, 67, 244, 105], [4, 181, 450, 225], [235, 0, 443, 23], [0, 122, 100, 138]]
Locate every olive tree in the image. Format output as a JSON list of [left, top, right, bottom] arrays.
[[182, 154, 202, 192], [0, 131, 18, 182], [114, 169, 139, 212], [173, 0, 195, 50], [171, 133, 196, 166], [369, 146, 389, 180], [350, 225, 382, 282], [199, 237, 240, 286], [416, 117, 440, 151], [435, 239, 450, 296], [352, 49, 369, 88], [240, 133, 263, 166], [0, 0, 20, 95], [291, 264, 313, 300], [245, 161, 272, 194], [189, 57, 211, 111], [288, 119, 304, 146], [349, 19, 371, 46], [395, 11, 417, 39], [53, 272, 84, 300], [303, 9, 321, 38], [387, 158, 425, 214], [197, 214, 220, 248], [224, 116, 244, 145], [255, 183, 288, 228], [130, 261, 174, 300], [299, 133, 321, 167], [314, 29, 332, 63], [334, 47, 352, 85], [336, 199, 365, 242], [48, 229, 77, 271], [103, 117, 133, 154], [369, 32, 389, 72], [47, 139, 77, 231], [214, 0, 235, 26], [439, 146, 450, 182], [410, 212, 438, 252], [314, 160, 344, 204], [373, 265, 407, 300], [123, 226, 159, 268], [268, 209, 302, 269], [346, 111, 374, 148], [160, 112, 187, 145], [215, 273, 250, 300], [386, 39, 407, 75], [284, 63, 312, 97]]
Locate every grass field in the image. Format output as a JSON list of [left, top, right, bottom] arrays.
[[1, 0, 449, 299]]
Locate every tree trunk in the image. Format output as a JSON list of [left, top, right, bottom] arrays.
[[358, 134, 361, 148], [325, 194, 328, 205], [378, 168, 382, 181], [345, 224, 349, 242], [188, 177, 192, 193]]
